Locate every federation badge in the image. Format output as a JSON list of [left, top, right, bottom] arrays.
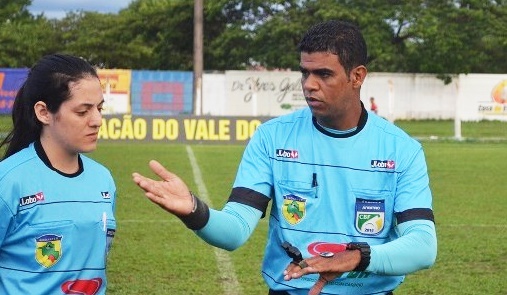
[[282, 194, 306, 225], [355, 199, 385, 235], [35, 234, 62, 268]]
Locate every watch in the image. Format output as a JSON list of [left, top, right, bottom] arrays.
[[346, 242, 371, 271]]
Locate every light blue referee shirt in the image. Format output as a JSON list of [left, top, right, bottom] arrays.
[[226, 106, 435, 295], [0, 142, 117, 295]]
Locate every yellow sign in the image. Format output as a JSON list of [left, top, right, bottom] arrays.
[[98, 115, 269, 143]]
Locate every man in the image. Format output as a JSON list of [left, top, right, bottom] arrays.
[[370, 96, 378, 114], [132, 20, 437, 295]]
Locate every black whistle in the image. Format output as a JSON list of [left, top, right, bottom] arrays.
[[281, 241, 303, 263]]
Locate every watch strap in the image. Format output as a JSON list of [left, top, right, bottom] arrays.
[[346, 242, 371, 271]]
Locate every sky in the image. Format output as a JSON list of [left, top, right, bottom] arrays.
[[28, 0, 134, 19]]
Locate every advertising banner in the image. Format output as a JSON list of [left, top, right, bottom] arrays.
[[224, 71, 305, 116], [130, 71, 193, 116], [98, 69, 132, 114], [457, 74, 507, 121], [98, 115, 272, 144], [0, 69, 28, 114]]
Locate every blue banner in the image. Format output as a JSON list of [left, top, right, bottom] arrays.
[[0, 69, 28, 114], [130, 71, 193, 115]]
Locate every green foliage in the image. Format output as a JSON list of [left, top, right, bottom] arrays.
[[0, 0, 59, 68], [0, 0, 31, 21], [53, 12, 132, 69], [0, 0, 506, 77]]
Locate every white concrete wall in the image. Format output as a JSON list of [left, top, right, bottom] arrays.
[[202, 71, 507, 121]]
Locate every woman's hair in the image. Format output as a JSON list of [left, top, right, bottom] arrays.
[[0, 53, 99, 159], [297, 20, 368, 76]]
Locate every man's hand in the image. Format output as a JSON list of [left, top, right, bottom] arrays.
[[132, 160, 194, 216], [283, 249, 362, 295]]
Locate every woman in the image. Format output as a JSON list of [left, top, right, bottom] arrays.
[[0, 54, 117, 295]]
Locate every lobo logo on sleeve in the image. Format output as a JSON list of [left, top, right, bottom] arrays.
[[355, 199, 385, 235]]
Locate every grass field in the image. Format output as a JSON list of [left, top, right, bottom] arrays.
[[1, 115, 507, 294]]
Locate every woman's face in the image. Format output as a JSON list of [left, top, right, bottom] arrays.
[[45, 76, 104, 155]]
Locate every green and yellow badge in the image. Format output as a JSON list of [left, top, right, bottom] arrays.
[[282, 194, 306, 225], [35, 234, 62, 268], [355, 199, 385, 235]]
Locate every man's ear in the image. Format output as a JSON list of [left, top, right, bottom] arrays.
[[34, 101, 50, 125], [350, 65, 367, 88]]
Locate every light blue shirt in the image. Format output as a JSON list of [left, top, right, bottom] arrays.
[[197, 107, 437, 295], [0, 142, 117, 295]]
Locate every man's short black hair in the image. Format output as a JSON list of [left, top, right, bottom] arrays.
[[298, 20, 368, 75]]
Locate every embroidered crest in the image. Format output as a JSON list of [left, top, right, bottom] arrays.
[[282, 194, 306, 225], [355, 199, 385, 235], [35, 234, 62, 268]]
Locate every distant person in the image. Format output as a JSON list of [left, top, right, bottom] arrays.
[[132, 20, 437, 295], [0, 53, 117, 294], [370, 96, 378, 114]]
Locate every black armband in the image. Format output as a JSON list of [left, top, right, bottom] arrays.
[[178, 192, 210, 230], [346, 242, 371, 271]]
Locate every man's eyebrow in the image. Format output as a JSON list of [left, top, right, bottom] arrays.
[[314, 68, 333, 74], [299, 67, 333, 75]]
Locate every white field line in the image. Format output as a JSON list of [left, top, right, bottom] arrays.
[[185, 145, 242, 295]]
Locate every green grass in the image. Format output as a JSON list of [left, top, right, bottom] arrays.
[[394, 119, 507, 140], [1, 115, 507, 294], [397, 141, 507, 294]]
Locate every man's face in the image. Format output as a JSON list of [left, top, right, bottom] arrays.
[[300, 51, 364, 130]]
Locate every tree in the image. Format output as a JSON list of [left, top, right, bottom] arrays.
[[0, 0, 59, 67], [0, 0, 505, 77], [53, 11, 151, 69], [0, 0, 31, 22]]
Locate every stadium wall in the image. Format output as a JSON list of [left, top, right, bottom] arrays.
[[1, 68, 506, 122]]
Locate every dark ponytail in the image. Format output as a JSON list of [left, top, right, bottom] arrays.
[[0, 83, 41, 158]]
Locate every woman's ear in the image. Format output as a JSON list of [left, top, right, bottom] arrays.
[[34, 101, 50, 125]]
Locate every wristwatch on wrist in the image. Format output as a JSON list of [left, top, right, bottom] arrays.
[[346, 242, 371, 271]]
